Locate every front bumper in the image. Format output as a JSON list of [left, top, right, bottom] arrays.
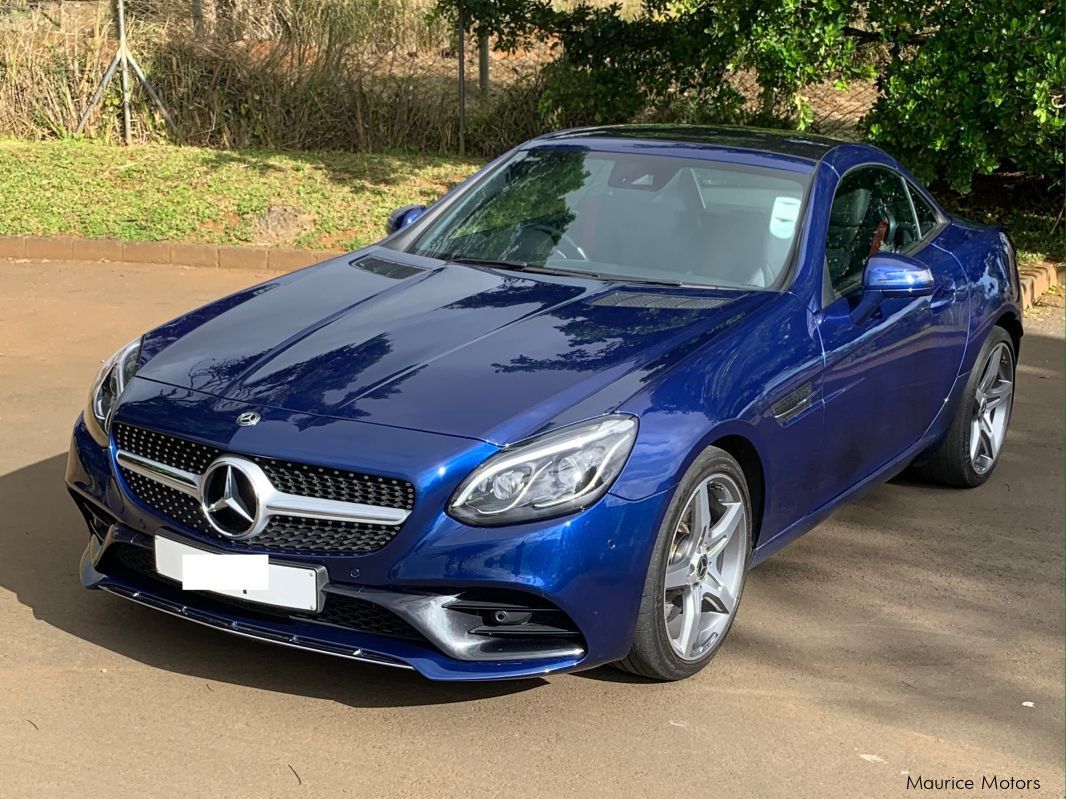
[[67, 414, 670, 681]]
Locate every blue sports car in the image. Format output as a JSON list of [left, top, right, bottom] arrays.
[[66, 126, 1022, 681]]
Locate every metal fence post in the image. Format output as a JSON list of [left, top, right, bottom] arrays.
[[117, 0, 132, 144], [76, 0, 179, 141], [457, 5, 466, 157]]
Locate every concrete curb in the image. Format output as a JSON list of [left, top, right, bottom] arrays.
[[1019, 261, 1063, 312], [0, 236, 345, 271]]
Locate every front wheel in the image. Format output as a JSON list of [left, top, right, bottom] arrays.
[[615, 447, 751, 681]]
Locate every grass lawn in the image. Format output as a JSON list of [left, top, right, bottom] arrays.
[[0, 139, 480, 251], [0, 139, 1058, 267]]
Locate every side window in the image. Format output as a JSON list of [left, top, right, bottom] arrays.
[[908, 183, 940, 237], [825, 167, 920, 297]]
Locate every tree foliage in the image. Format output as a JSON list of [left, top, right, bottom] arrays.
[[864, 0, 1064, 191], [435, 0, 1064, 191], [711, 0, 874, 126]]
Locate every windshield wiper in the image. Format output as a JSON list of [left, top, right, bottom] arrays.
[[444, 257, 688, 287], [620, 276, 687, 287], [446, 257, 605, 280], [444, 256, 536, 272]]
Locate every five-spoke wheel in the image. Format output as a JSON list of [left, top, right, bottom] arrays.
[[969, 341, 1014, 475], [616, 447, 751, 680], [663, 475, 746, 661], [912, 326, 1016, 487]]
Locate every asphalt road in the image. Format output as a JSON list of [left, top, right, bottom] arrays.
[[1, 259, 1062, 799]]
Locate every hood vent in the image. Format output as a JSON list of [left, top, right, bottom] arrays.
[[351, 255, 425, 281], [590, 292, 729, 310]]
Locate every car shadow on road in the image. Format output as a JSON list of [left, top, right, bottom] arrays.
[[0, 454, 542, 707]]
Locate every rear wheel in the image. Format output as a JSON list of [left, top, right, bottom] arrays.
[[912, 327, 1015, 487], [615, 447, 751, 681]]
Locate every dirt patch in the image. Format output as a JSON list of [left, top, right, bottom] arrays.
[[249, 204, 317, 247]]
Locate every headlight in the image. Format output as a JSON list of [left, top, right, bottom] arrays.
[[448, 415, 637, 526], [88, 338, 143, 433]]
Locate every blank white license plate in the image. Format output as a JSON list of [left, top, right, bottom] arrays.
[[154, 535, 321, 612]]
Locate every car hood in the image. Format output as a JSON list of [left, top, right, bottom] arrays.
[[137, 251, 767, 444]]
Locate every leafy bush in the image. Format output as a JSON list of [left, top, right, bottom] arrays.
[[464, 74, 546, 155], [537, 4, 744, 129], [865, 0, 1064, 192], [693, 0, 875, 127]]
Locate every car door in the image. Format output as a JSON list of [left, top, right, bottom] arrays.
[[814, 165, 968, 499]]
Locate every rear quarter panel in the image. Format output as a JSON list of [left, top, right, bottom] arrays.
[[935, 222, 1022, 374]]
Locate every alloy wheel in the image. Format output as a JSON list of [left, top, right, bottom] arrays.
[[970, 341, 1014, 475], [662, 474, 746, 661]]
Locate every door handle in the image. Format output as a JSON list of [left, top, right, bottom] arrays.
[[930, 279, 957, 311]]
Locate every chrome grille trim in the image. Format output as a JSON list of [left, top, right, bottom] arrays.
[[115, 448, 411, 527], [264, 491, 409, 526], [116, 450, 199, 495]]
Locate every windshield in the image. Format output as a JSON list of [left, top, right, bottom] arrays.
[[403, 148, 810, 289]]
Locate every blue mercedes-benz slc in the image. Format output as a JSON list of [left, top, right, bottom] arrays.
[[66, 126, 1022, 681]]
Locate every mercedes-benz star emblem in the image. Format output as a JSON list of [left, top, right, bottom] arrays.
[[200, 459, 261, 538], [236, 411, 261, 427]]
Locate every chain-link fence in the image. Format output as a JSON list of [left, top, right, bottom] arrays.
[[0, 0, 880, 155]]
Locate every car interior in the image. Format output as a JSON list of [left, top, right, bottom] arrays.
[[550, 159, 807, 288], [825, 168, 922, 295], [411, 151, 810, 290]]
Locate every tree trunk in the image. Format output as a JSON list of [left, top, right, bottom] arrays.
[[759, 84, 775, 119]]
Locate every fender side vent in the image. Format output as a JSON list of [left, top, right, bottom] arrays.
[[771, 382, 814, 423]]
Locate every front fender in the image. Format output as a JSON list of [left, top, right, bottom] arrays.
[[610, 291, 825, 544]]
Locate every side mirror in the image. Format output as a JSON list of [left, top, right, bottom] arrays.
[[385, 204, 427, 235], [863, 252, 935, 298]]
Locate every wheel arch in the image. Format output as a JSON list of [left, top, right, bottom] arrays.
[[709, 434, 766, 548], [995, 310, 1023, 359]]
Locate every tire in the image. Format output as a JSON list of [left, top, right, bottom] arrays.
[[614, 447, 752, 681], [911, 327, 1016, 488]]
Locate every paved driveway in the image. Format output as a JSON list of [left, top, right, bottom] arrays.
[[1, 259, 1062, 798]]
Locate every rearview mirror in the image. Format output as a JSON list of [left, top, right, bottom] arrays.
[[863, 253, 935, 298], [385, 204, 427, 235]]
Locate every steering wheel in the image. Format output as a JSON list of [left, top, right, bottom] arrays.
[[529, 224, 590, 261]]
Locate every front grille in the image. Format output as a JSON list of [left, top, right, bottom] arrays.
[[120, 469, 211, 534], [113, 423, 415, 554], [260, 515, 398, 552], [106, 543, 427, 643], [114, 424, 220, 474], [252, 456, 414, 510]]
